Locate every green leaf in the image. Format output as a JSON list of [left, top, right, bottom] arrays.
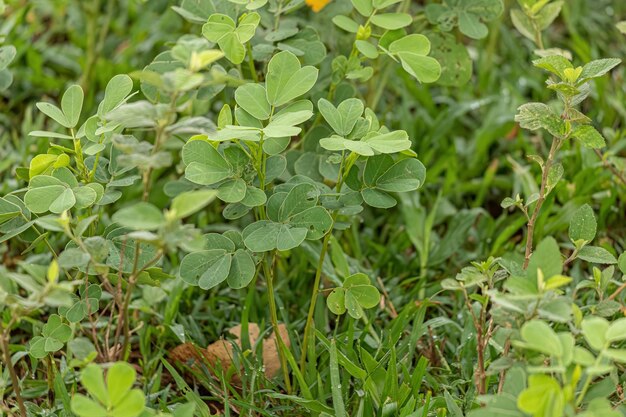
[[533, 55, 573, 79], [100, 74, 133, 115], [428, 32, 472, 87], [582, 316, 609, 351], [171, 190, 218, 219], [318, 98, 364, 137], [569, 204, 596, 244], [24, 184, 67, 214], [112, 202, 164, 230], [352, 0, 373, 16], [0, 45, 16, 70], [527, 236, 562, 281], [344, 291, 364, 319], [0, 197, 21, 225], [327, 288, 346, 315], [363, 154, 394, 187], [571, 125, 606, 149], [226, 249, 255, 288], [81, 364, 109, 405], [61, 85, 84, 128], [580, 58, 621, 80], [235, 83, 271, 120], [517, 375, 563, 417], [276, 224, 308, 251], [329, 339, 347, 417], [201, 13, 257, 64], [36, 102, 70, 128], [376, 158, 426, 192], [73, 186, 98, 209], [265, 51, 319, 106], [520, 320, 562, 357], [606, 318, 626, 343], [363, 130, 412, 154], [217, 178, 247, 203], [389, 35, 441, 83], [43, 314, 72, 343], [180, 249, 231, 289], [29, 337, 47, 358], [71, 394, 108, 417], [577, 246, 618, 264], [355, 40, 378, 59], [107, 362, 137, 407], [182, 140, 232, 185], [370, 13, 413, 30], [362, 188, 396, 208], [243, 221, 282, 252], [515, 103, 565, 137], [344, 273, 380, 309], [278, 183, 318, 221], [332, 15, 359, 33], [235, 12, 261, 43], [113, 389, 145, 417], [289, 206, 333, 240], [202, 14, 235, 41]]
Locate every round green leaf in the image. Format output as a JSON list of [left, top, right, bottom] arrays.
[[226, 249, 256, 288], [327, 288, 347, 315], [266, 51, 319, 106], [217, 178, 247, 203], [107, 362, 137, 407], [112, 202, 164, 230], [171, 190, 218, 219], [235, 83, 271, 120], [520, 320, 563, 357], [581, 316, 610, 351], [569, 204, 597, 244], [370, 13, 413, 30]]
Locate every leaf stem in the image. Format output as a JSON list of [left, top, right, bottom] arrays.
[[263, 252, 292, 393], [523, 136, 563, 269], [0, 321, 26, 417], [299, 152, 348, 376]]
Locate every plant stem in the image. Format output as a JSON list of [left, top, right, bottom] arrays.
[[299, 152, 347, 375], [576, 352, 605, 406], [246, 42, 258, 82], [0, 322, 26, 417], [263, 252, 292, 393], [119, 248, 163, 360], [594, 149, 626, 187], [523, 137, 562, 269], [298, 225, 334, 375]]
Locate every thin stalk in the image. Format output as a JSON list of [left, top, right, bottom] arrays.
[[0, 322, 26, 417], [298, 225, 334, 375], [576, 352, 605, 406], [594, 149, 626, 187], [263, 253, 292, 393], [119, 248, 163, 360], [299, 152, 347, 374], [523, 136, 563, 269], [246, 43, 258, 82]]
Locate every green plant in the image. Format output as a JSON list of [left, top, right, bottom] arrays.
[[3, 0, 626, 415], [511, 54, 620, 267], [71, 362, 145, 417]]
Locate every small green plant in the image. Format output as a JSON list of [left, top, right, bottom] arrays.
[[511, 0, 564, 49], [71, 362, 145, 417], [510, 54, 620, 267]]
